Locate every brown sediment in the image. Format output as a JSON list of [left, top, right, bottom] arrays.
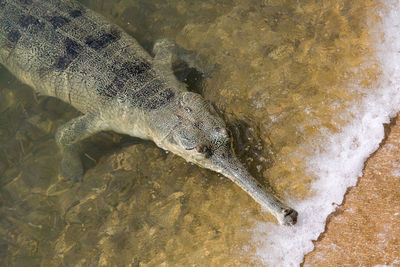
[[303, 115, 400, 266]]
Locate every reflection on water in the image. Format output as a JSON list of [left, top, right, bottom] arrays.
[[0, 0, 380, 265]]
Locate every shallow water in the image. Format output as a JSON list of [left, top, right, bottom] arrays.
[[0, 0, 394, 266]]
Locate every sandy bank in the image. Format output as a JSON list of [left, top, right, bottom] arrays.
[[303, 116, 400, 266]]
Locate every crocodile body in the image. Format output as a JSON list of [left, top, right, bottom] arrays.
[[0, 0, 177, 137], [0, 0, 298, 225]]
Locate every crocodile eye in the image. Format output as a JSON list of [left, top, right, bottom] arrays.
[[185, 144, 211, 157], [195, 144, 207, 154], [185, 144, 206, 152], [196, 145, 211, 158]]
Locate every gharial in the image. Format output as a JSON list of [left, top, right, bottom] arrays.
[[0, 0, 298, 225]]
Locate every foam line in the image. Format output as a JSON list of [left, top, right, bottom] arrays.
[[252, 2, 400, 266]]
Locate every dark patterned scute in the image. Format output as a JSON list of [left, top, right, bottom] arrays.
[[135, 79, 163, 99], [97, 60, 153, 99], [143, 88, 175, 109], [18, 14, 44, 29], [7, 30, 21, 43], [55, 38, 83, 70], [99, 77, 126, 99], [49, 16, 70, 29], [115, 61, 151, 78], [18, 0, 33, 4], [69, 9, 82, 18], [85, 30, 121, 50]]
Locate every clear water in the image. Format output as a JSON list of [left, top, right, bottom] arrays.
[[0, 0, 398, 266]]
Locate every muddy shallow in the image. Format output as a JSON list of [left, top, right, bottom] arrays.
[[0, 0, 384, 265]]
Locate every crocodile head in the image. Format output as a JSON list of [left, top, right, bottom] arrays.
[[158, 91, 298, 225]]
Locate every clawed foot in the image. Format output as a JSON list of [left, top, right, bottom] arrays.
[[153, 38, 216, 78], [60, 146, 84, 183], [55, 114, 103, 183], [183, 52, 216, 78]]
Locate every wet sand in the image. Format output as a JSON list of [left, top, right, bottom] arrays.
[[303, 116, 400, 266]]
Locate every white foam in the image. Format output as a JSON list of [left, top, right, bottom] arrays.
[[252, 2, 400, 266]]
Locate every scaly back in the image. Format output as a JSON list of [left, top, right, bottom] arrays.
[[0, 0, 176, 114]]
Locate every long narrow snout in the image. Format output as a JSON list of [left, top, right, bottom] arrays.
[[211, 155, 298, 226]]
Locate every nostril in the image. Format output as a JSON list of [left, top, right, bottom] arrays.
[[281, 208, 298, 225], [283, 209, 290, 215], [195, 144, 206, 153]]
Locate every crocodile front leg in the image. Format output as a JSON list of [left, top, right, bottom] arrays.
[[55, 114, 107, 182], [153, 39, 214, 76]]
